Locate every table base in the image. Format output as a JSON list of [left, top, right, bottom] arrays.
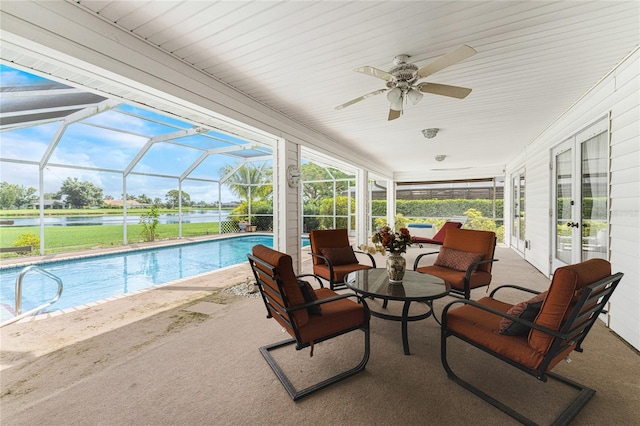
[[370, 300, 434, 355]]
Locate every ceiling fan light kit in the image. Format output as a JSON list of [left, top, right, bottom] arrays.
[[387, 87, 402, 103], [407, 88, 423, 105], [336, 45, 477, 121]]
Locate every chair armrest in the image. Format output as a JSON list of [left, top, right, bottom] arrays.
[[354, 250, 377, 268], [413, 251, 439, 270], [310, 250, 376, 272], [287, 292, 370, 313], [489, 284, 540, 299], [441, 298, 566, 340], [464, 258, 499, 281], [309, 252, 328, 262], [309, 252, 336, 280], [296, 273, 325, 289]]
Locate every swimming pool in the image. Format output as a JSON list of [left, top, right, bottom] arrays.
[[0, 235, 309, 320]]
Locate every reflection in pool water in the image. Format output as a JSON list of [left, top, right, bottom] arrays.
[[0, 235, 309, 319]]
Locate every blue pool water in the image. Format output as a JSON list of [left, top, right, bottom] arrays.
[[0, 235, 309, 319]]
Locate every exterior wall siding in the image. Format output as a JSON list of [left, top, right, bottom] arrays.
[[505, 48, 640, 350]]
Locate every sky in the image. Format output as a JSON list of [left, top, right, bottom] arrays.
[[0, 65, 273, 203]]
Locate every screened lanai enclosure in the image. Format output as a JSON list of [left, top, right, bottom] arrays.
[[2, 65, 507, 256], [0, 65, 374, 254]]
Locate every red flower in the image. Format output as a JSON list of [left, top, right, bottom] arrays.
[[367, 226, 412, 254]]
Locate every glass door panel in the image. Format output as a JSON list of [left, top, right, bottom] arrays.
[[510, 170, 526, 254], [512, 175, 518, 239], [581, 133, 608, 260], [554, 147, 574, 266], [519, 172, 526, 249]]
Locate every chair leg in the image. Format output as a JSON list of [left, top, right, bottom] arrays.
[[259, 326, 370, 401], [441, 331, 595, 426]]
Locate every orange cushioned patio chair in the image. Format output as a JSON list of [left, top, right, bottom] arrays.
[[411, 220, 462, 246], [413, 228, 497, 299], [248, 244, 370, 401], [441, 258, 623, 426], [309, 228, 376, 290]]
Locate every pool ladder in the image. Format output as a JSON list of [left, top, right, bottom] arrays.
[[0, 265, 63, 328]]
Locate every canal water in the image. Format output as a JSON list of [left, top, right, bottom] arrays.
[[2, 210, 230, 227]]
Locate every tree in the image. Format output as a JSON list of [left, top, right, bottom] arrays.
[[301, 163, 352, 202], [44, 192, 61, 200], [0, 182, 37, 209], [319, 195, 355, 229], [137, 194, 152, 204], [220, 163, 272, 202], [58, 177, 103, 208], [165, 189, 191, 208]]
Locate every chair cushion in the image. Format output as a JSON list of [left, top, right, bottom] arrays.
[[416, 265, 491, 291], [446, 297, 546, 369], [498, 292, 547, 335], [529, 258, 611, 354], [252, 244, 309, 328], [298, 280, 322, 315], [446, 297, 576, 372], [314, 262, 373, 283], [441, 228, 496, 273], [434, 247, 484, 272], [309, 229, 350, 265], [297, 288, 367, 345], [432, 221, 463, 242], [411, 236, 441, 245], [321, 246, 358, 266]]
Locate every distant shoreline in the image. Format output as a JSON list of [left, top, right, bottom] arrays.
[[0, 207, 234, 218]]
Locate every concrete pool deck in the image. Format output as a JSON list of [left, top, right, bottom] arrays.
[[0, 233, 279, 322]]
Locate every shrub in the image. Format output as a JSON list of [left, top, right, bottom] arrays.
[[140, 206, 160, 242], [14, 232, 39, 252]]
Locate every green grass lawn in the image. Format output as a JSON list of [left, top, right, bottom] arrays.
[[0, 222, 221, 258]]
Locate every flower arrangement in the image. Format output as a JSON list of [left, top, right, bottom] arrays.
[[359, 225, 412, 255]]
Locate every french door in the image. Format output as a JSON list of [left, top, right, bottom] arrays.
[[511, 169, 526, 254], [551, 118, 609, 271]]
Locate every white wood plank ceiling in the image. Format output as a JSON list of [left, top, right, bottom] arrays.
[[27, 1, 640, 179]]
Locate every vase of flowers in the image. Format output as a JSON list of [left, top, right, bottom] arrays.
[[386, 253, 406, 283], [359, 226, 412, 283]]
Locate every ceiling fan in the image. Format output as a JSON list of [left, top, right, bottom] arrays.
[[335, 45, 477, 121]]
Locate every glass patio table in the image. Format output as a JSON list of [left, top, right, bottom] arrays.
[[345, 269, 449, 355]]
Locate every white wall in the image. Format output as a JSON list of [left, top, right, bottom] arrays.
[[505, 48, 640, 350]]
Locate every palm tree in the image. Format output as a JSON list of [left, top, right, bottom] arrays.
[[220, 163, 272, 202]]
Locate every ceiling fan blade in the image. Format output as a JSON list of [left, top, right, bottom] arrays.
[[355, 66, 394, 81], [335, 88, 388, 110], [417, 82, 472, 99], [388, 108, 401, 121], [416, 45, 477, 79]]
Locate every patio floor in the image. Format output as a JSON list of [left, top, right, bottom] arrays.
[[1, 244, 638, 425]]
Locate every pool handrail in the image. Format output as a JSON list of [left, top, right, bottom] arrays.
[[0, 265, 63, 328]]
